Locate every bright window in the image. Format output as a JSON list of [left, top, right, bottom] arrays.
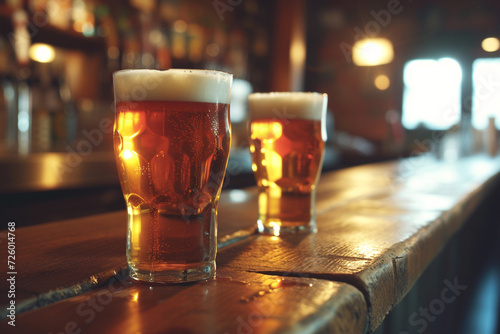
[[402, 58, 462, 130], [472, 58, 500, 129]]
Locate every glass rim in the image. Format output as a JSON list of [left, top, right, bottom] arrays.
[[249, 91, 327, 97], [113, 68, 233, 78]]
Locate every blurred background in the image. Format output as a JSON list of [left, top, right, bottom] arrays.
[[1, 0, 500, 225]]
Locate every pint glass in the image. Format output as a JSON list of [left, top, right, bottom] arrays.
[[248, 92, 327, 235], [113, 69, 232, 283]]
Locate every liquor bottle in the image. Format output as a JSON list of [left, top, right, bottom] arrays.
[[11, 9, 32, 155], [31, 63, 52, 152], [58, 71, 77, 146], [0, 36, 15, 154]]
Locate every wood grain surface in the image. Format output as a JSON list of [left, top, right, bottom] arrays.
[[1, 155, 499, 333], [0, 270, 367, 334], [0, 188, 259, 316], [218, 156, 500, 331]]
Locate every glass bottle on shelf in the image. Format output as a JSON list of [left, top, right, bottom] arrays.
[[16, 67, 31, 155], [31, 63, 52, 152], [11, 9, 32, 155], [58, 71, 77, 146], [47, 69, 65, 151], [0, 36, 16, 154]]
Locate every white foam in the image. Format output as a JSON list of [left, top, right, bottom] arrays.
[[248, 92, 328, 121], [113, 69, 233, 104]]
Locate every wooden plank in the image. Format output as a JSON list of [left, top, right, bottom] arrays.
[[315, 161, 399, 214], [0, 189, 258, 315], [0, 159, 398, 314], [0, 152, 118, 194], [2, 156, 499, 332], [270, 0, 306, 91], [0, 270, 367, 334], [218, 156, 500, 332], [0, 211, 127, 316], [0, 160, 395, 314]]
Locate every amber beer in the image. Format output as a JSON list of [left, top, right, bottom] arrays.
[[113, 69, 232, 283], [248, 92, 327, 235]]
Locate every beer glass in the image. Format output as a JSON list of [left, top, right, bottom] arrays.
[[113, 69, 232, 283], [248, 92, 327, 235]]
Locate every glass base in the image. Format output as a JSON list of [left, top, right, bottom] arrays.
[[257, 219, 317, 236], [128, 261, 215, 284]]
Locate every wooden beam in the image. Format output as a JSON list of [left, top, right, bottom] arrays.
[[270, 0, 306, 92]]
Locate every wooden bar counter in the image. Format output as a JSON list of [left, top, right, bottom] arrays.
[[1, 154, 500, 333]]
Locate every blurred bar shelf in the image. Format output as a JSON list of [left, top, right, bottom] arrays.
[[1, 154, 499, 333], [0, 149, 259, 194], [0, 152, 118, 194], [0, 10, 105, 53], [30, 23, 105, 53]]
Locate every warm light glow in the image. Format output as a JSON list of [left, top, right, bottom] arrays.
[[173, 20, 187, 33], [123, 149, 134, 160], [127, 202, 142, 250], [149, 29, 164, 45], [117, 111, 146, 138], [270, 279, 281, 289], [353, 38, 394, 66], [250, 122, 282, 140], [267, 151, 282, 182], [481, 37, 500, 52], [269, 221, 281, 236], [351, 242, 384, 260], [132, 292, 139, 302], [72, 0, 86, 22], [29, 43, 56, 63], [374, 74, 390, 90], [290, 36, 306, 69], [40, 154, 65, 188], [206, 43, 220, 58]]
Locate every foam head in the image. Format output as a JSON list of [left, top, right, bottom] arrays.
[[113, 69, 233, 104], [248, 92, 328, 121]]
